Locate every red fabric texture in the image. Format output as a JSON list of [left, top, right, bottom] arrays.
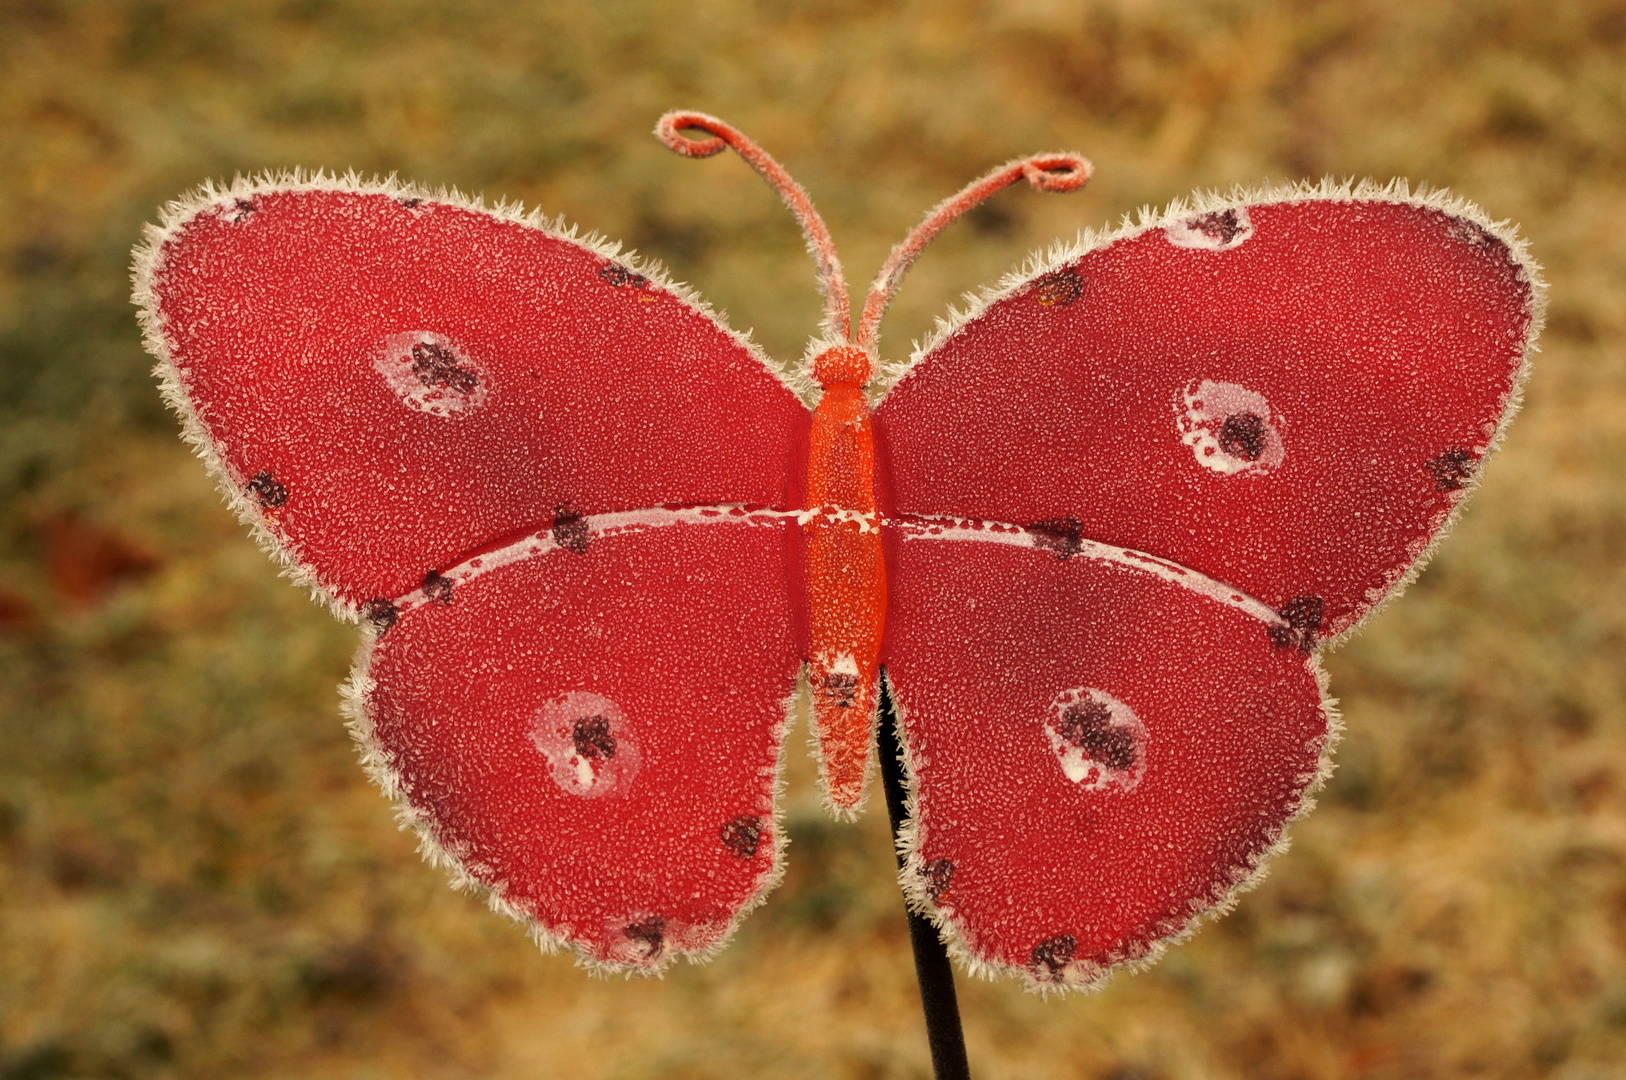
[[882, 528, 1325, 984], [152, 189, 808, 609], [875, 201, 1532, 642], [366, 521, 799, 967]]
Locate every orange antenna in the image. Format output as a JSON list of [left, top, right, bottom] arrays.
[[656, 111, 851, 342], [855, 152, 1092, 351]]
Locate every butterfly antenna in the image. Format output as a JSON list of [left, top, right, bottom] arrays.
[[855, 152, 1092, 352], [657, 111, 852, 342]]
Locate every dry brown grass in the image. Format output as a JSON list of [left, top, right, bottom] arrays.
[[2, 1, 1625, 1077]]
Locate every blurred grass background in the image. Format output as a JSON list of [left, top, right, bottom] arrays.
[[2, 1, 1625, 1077]]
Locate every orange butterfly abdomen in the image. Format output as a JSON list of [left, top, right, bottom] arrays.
[[805, 346, 886, 812]]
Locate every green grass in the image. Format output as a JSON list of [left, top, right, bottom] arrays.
[[2, 1, 1625, 1077]]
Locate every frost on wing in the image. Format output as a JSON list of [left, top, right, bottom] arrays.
[[355, 516, 800, 972], [882, 522, 1328, 992], [876, 193, 1538, 643]]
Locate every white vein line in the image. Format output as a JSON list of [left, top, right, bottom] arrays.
[[386, 504, 1284, 631], [388, 504, 797, 613], [889, 513, 1285, 627]]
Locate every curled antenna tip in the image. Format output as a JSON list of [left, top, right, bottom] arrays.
[[655, 111, 730, 159]]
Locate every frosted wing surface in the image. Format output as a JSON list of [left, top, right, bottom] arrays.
[[880, 518, 1327, 991], [138, 183, 809, 610], [875, 196, 1537, 643], [357, 514, 801, 972]]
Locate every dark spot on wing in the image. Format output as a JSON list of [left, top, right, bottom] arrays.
[[1028, 517, 1084, 559], [552, 507, 590, 554], [1031, 934, 1077, 979], [1033, 268, 1083, 307], [1057, 699, 1137, 770], [421, 570, 454, 605], [598, 263, 649, 290], [360, 598, 397, 633], [572, 714, 617, 760], [1268, 595, 1324, 652], [720, 814, 765, 858], [920, 858, 954, 902], [1188, 208, 1247, 245], [1219, 412, 1268, 461], [624, 917, 665, 959], [409, 341, 479, 395], [246, 471, 288, 509], [1426, 448, 1475, 492]]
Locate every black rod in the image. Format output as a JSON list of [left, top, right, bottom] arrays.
[[877, 675, 972, 1080]]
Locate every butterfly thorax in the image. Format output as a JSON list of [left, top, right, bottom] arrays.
[[805, 345, 886, 814]]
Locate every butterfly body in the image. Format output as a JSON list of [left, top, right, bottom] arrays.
[[805, 344, 887, 812], [133, 114, 1539, 991]]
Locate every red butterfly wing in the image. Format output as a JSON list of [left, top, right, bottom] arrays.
[[882, 520, 1326, 990], [874, 189, 1539, 988], [135, 178, 810, 611], [875, 189, 1539, 642], [356, 509, 799, 970], [136, 178, 813, 969]]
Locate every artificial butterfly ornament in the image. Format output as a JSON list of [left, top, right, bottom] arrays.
[[132, 111, 1540, 991]]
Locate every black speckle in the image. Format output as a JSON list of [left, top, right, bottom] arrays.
[[720, 814, 765, 858], [1268, 595, 1323, 652], [246, 470, 288, 509], [396, 196, 423, 209], [409, 341, 479, 395], [1031, 934, 1077, 978], [572, 714, 617, 760], [360, 598, 397, 633], [817, 670, 859, 709], [421, 570, 454, 605], [920, 858, 954, 902], [624, 917, 665, 959], [1426, 448, 1475, 492], [1219, 412, 1268, 461], [598, 263, 649, 290], [1057, 699, 1137, 770], [1033, 268, 1083, 307], [230, 198, 257, 220], [552, 507, 590, 554], [1028, 517, 1083, 559], [1447, 217, 1502, 253], [1188, 208, 1247, 245]]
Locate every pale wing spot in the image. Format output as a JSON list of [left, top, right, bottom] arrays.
[[374, 331, 490, 417], [1044, 688, 1147, 793], [1177, 378, 1286, 476], [530, 691, 641, 799], [1164, 207, 1254, 251]]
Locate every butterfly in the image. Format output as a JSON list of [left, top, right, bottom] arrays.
[[132, 110, 1540, 991]]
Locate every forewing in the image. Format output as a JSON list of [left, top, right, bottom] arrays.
[[353, 509, 800, 971], [135, 177, 810, 612], [881, 519, 1328, 991], [874, 188, 1539, 641]]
